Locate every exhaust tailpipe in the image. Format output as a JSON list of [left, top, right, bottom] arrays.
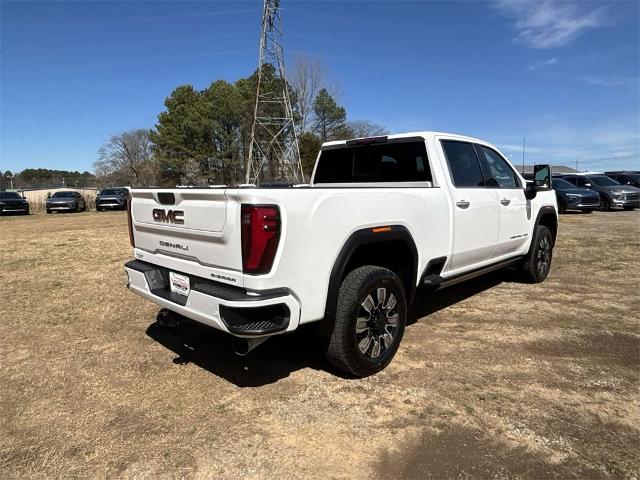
[[231, 336, 270, 356]]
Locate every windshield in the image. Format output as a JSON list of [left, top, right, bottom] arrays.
[[52, 191, 75, 198], [101, 188, 127, 195], [588, 176, 620, 186], [553, 179, 576, 190], [0, 192, 21, 199]]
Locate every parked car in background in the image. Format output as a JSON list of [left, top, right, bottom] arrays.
[[46, 191, 87, 213], [553, 178, 600, 213], [605, 171, 640, 188], [96, 187, 129, 211], [0, 191, 30, 215], [558, 174, 640, 211]]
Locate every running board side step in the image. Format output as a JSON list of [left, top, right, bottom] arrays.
[[435, 257, 523, 291]]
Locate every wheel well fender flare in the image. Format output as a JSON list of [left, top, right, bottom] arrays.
[[323, 225, 419, 328], [532, 206, 558, 247]]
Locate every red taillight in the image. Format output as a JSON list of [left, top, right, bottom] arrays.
[[241, 205, 280, 274], [126, 199, 135, 247]]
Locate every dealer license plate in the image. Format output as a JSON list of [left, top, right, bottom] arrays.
[[169, 271, 190, 296]]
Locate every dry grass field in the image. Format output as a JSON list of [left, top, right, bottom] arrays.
[[1, 210, 638, 479]]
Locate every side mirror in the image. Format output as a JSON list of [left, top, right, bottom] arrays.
[[533, 164, 552, 189], [525, 164, 552, 200]]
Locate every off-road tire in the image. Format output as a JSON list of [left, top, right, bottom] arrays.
[[326, 266, 407, 377], [521, 225, 553, 283]]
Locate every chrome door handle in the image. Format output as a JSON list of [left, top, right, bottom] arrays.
[[500, 198, 511, 206], [456, 200, 470, 209]]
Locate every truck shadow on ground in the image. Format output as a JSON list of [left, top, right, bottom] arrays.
[[146, 270, 510, 387]]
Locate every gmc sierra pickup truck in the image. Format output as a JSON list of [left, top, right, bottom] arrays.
[[124, 132, 558, 377]]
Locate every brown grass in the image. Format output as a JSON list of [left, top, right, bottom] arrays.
[[0, 209, 638, 479]]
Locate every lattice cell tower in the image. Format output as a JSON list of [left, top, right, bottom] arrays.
[[245, 0, 304, 184]]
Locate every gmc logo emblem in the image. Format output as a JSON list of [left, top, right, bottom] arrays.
[[152, 208, 184, 225]]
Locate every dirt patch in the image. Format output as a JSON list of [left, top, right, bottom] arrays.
[[377, 424, 603, 479], [525, 332, 640, 368], [1, 210, 639, 478]]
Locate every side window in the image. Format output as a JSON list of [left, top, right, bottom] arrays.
[[576, 177, 587, 187], [477, 146, 520, 188], [563, 177, 577, 186], [440, 140, 485, 188]]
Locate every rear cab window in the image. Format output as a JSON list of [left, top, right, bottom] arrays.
[[313, 139, 432, 185]]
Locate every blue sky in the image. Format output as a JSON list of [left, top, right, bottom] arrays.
[[1, 0, 638, 174]]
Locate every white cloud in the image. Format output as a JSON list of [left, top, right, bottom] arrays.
[[498, 143, 545, 154], [582, 74, 639, 88], [528, 57, 558, 70], [494, 0, 609, 49], [489, 117, 640, 170]]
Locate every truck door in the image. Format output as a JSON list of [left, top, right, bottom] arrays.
[[440, 140, 500, 271], [475, 145, 530, 257]]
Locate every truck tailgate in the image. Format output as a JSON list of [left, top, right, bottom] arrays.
[[129, 189, 243, 283]]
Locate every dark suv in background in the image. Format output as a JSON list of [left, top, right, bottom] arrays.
[[0, 191, 30, 215], [605, 171, 640, 188], [96, 187, 129, 211], [552, 178, 600, 213], [559, 174, 640, 211]]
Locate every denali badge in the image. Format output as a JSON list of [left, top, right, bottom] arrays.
[[159, 240, 189, 251], [152, 208, 184, 224]]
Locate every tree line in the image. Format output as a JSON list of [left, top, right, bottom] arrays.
[[0, 169, 97, 190], [95, 56, 386, 187]]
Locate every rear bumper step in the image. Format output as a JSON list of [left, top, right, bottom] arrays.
[[124, 259, 299, 336]]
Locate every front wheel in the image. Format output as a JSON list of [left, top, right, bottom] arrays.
[[326, 266, 407, 377], [521, 225, 554, 283], [599, 197, 611, 211]]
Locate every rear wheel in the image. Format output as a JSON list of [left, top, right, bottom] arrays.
[[521, 225, 553, 283], [326, 266, 407, 377]]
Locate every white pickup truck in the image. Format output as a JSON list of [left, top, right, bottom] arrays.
[[124, 131, 558, 377]]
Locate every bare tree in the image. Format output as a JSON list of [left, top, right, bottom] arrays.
[[95, 129, 156, 186], [344, 120, 388, 139], [289, 55, 326, 134]]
